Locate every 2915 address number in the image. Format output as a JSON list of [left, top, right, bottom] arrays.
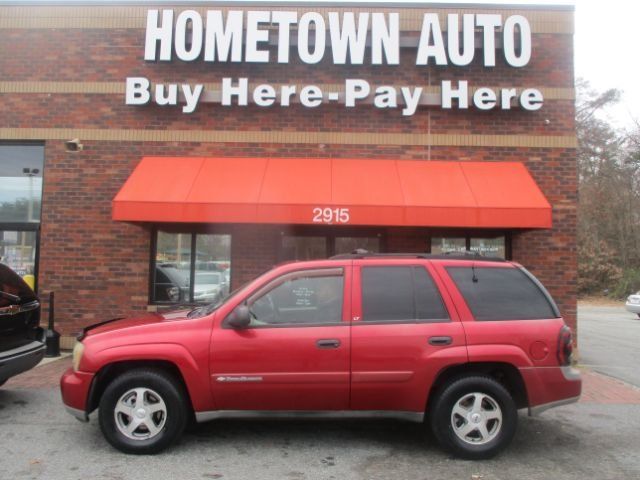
[[312, 207, 350, 224]]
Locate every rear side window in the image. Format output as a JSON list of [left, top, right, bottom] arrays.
[[446, 266, 559, 321], [361, 266, 449, 323]]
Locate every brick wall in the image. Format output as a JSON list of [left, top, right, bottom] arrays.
[[0, 5, 577, 337], [36, 140, 576, 335]]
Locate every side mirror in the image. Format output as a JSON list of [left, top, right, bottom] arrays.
[[225, 305, 251, 329]]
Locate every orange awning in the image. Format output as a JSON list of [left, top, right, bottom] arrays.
[[112, 157, 551, 228]]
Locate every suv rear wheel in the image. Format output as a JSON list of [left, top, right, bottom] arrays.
[[98, 368, 188, 454], [430, 376, 517, 459]]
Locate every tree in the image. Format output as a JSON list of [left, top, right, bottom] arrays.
[[576, 80, 640, 296]]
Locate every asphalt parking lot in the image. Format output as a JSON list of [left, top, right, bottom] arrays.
[[1, 303, 639, 480], [578, 303, 640, 387], [1, 383, 639, 480]]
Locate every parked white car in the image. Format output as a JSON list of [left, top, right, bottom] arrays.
[[193, 271, 224, 303], [625, 291, 640, 317]]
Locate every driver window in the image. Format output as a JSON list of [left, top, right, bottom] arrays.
[[249, 273, 344, 326]]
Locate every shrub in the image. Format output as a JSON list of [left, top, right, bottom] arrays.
[[577, 241, 622, 295]]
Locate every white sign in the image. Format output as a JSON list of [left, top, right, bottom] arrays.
[[126, 9, 543, 115]]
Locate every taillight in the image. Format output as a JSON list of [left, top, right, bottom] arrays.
[[557, 325, 573, 366]]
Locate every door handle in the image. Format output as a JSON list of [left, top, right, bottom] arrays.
[[428, 336, 452, 346], [316, 339, 341, 349]]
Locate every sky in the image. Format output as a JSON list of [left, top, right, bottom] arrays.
[[573, 0, 640, 128]]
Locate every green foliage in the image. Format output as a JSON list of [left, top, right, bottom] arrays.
[[609, 268, 640, 299]]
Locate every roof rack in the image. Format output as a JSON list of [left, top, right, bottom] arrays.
[[329, 249, 507, 262]]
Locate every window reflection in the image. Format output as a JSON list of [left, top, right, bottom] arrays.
[[155, 232, 191, 303], [250, 274, 343, 326], [194, 234, 231, 303], [431, 237, 466, 254], [281, 236, 327, 261], [430, 236, 506, 259], [0, 230, 37, 276], [470, 237, 506, 259], [335, 237, 380, 255], [0, 145, 44, 223], [153, 231, 232, 304]]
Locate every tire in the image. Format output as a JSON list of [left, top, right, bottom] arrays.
[[98, 368, 189, 454], [429, 376, 517, 460]]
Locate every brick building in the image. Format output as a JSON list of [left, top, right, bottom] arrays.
[[0, 2, 576, 347]]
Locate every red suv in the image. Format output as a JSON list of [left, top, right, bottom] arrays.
[[61, 253, 581, 459]]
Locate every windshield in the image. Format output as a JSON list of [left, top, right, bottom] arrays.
[[186, 267, 274, 318]]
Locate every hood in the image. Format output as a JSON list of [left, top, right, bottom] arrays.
[[80, 308, 192, 339]]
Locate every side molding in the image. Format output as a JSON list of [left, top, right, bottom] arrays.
[[194, 410, 425, 424]]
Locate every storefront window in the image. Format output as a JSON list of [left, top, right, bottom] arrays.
[[281, 236, 327, 261], [335, 236, 381, 255], [470, 237, 506, 258], [430, 235, 507, 259], [154, 232, 191, 303], [0, 145, 44, 223], [153, 231, 231, 304], [431, 237, 466, 254], [281, 233, 382, 261]]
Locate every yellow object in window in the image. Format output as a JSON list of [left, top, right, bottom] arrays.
[[22, 274, 35, 290]]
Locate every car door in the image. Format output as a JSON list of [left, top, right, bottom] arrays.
[[210, 265, 351, 411], [350, 260, 468, 412]]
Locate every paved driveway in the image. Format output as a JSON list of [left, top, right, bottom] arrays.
[[1, 357, 640, 480], [0, 387, 639, 480], [578, 303, 640, 387]]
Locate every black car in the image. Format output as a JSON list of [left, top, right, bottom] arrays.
[[154, 263, 190, 303], [0, 264, 45, 387]]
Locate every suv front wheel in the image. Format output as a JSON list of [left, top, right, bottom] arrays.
[[430, 376, 517, 460], [98, 368, 189, 454]]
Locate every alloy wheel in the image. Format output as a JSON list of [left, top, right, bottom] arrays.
[[114, 387, 167, 441], [450, 392, 503, 445]]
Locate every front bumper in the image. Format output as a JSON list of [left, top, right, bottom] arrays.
[[60, 367, 94, 421], [0, 333, 45, 382], [521, 365, 582, 416], [624, 302, 640, 314], [65, 405, 89, 422]]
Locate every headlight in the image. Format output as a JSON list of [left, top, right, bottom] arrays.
[[72, 341, 85, 372]]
